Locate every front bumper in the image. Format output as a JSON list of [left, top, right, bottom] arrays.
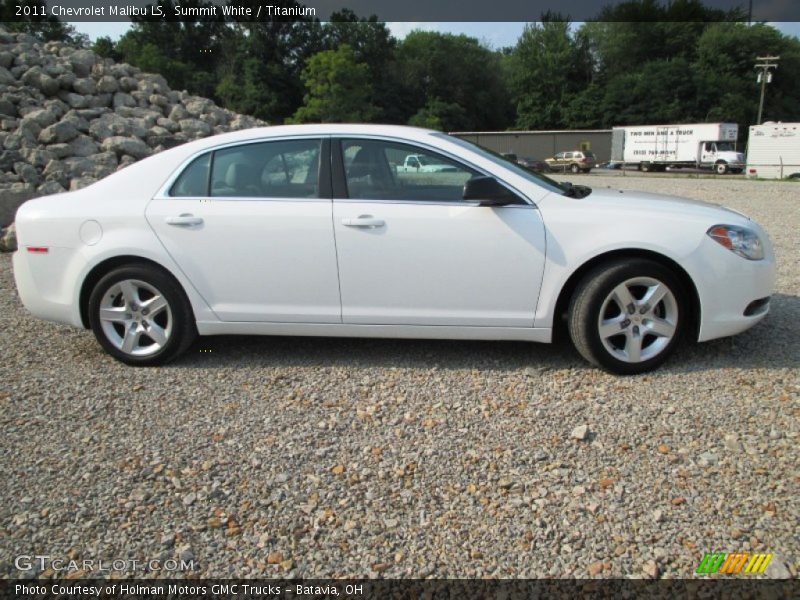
[[693, 237, 776, 342]]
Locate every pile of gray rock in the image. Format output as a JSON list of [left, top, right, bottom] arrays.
[[0, 25, 265, 251]]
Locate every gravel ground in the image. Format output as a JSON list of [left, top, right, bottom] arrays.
[[0, 175, 797, 580]]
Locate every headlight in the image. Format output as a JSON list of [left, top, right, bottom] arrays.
[[707, 225, 764, 260]]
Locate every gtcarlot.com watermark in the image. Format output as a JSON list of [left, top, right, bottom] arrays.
[[15, 554, 196, 573]]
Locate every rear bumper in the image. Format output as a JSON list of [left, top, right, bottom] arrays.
[[12, 249, 84, 327]]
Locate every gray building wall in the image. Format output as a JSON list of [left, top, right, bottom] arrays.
[[452, 130, 614, 162]]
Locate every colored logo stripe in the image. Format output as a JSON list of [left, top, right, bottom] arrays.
[[720, 553, 749, 574], [696, 552, 773, 574], [744, 553, 773, 574]]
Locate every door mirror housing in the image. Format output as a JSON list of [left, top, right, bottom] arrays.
[[463, 176, 522, 206]]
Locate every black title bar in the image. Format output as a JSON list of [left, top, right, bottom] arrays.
[[6, 0, 800, 22]]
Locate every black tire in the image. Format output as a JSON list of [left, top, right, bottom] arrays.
[[715, 161, 728, 175], [88, 264, 196, 366], [570, 163, 580, 174], [568, 259, 685, 375], [640, 162, 652, 172]]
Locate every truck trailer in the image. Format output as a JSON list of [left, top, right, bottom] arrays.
[[746, 122, 800, 179], [611, 123, 745, 174]]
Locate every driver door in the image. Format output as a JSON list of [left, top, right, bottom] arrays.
[[701, 142, 717, 164]]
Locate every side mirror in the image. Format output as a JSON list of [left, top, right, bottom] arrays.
[[463, 176, 522, 206]]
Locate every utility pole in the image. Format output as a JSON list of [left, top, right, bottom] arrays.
[[755, 56, 779, 124]]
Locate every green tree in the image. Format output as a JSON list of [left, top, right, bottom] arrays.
[[116, 39, 192, 88], [92, 36, 122, 61], [693, 22, 800, 125], [408, 99, 468, 131], [396, 31, 511, 131], [323, 9, 404, 122], [215, 1, 324, 122], [562, 84, 604, 128], [594, 58, 695, 126], [508, 21, 590, 129], [115, 0, 230, 99], [291, 44, 377, 123], [581, 0, 738, 81]]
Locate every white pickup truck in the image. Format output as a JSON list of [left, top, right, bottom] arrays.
[[396, 154, 456, 173]]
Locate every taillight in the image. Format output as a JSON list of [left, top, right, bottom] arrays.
[[26, 247, 49, 253]]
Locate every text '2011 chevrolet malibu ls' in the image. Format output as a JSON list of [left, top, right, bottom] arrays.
[[12, 125, 775, 374]]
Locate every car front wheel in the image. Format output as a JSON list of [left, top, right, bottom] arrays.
[[570, 164, 581, 174], [88, 264, 196, 366], [568, 259, 684, 374]]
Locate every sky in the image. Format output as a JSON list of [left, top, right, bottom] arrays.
[[72, 21, 800, 48]]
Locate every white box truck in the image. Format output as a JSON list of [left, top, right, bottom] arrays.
[[746, 122, 800, 179], [611, 123, 745, 174]]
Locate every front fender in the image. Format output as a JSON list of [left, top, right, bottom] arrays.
[[534, 204, 710, 329]]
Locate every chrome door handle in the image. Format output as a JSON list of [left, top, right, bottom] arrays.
[[341, 215, 385, 228], [165, 214, 204, 227]]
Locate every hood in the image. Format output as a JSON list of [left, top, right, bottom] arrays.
[[574, 188, 750, 223], [718, 151, 745, 162]]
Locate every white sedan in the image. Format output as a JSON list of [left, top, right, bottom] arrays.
[[12, 125, 775, 374]]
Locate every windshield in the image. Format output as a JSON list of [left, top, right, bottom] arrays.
[[434, 133, 579, 196], [716, 142, 736, 152]]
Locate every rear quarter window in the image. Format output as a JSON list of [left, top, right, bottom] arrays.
[[170, 153, 210, 197]]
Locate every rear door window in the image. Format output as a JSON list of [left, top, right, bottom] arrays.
[[210, 139, 322, 198]]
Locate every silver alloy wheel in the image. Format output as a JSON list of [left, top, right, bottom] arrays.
[[597, 276, 678, 363], [98, 279, 173, 357]]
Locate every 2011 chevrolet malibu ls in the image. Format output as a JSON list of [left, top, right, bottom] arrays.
[[12, 125, 775, 374]]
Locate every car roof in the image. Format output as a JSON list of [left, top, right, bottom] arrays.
[[88, 124, 470, 201], [76, 123, 560, 205], [181, 124, 439, 153]]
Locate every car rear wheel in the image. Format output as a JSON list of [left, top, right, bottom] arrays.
[[88, 264, 196, 366], [570, 164, 581, 174], [568, 259, 684, 374]]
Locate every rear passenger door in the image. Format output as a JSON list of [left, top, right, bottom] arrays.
[[146, 137, 342, 323]]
